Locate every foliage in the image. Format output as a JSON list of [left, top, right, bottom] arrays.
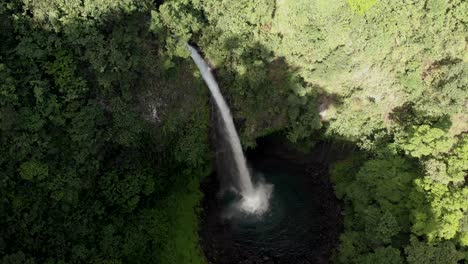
[[332, 153, 467, 263], [410, 178, 467, 242], [399, 125, 456, 158], [356, 246, 403, 264], [331, 156, 419, 263], [347, 0, 378, 15], [1, 0, 467, 263], [0, 1, 209, 263], [405, 237, 464, 264]]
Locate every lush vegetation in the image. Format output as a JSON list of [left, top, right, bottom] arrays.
[[0, 1, 210, 263], [1, 0, 467, 263]]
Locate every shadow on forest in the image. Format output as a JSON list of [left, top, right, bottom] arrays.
[[194, 34, 343, 194], [0, 2, 214, 263], [0, 2, 434, 264], [195, 31, 434, 264], [196, 35, 344, 144], [194, 34, 351, 264]]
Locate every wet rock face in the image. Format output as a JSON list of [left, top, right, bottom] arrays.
[[199, 136, 344, 264]]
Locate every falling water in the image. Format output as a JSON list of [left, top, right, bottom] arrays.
[[187, 44, 272, 214]]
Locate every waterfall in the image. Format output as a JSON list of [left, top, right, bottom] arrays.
[[187, 44, 272, 214]]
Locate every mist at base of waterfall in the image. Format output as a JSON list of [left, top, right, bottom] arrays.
[[204, 168, 325, 263], [222, 174, 274, 218], [199, 138, 345, 264], [239, 180, 274, 215]]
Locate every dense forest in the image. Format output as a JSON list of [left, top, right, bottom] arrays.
[[0, 0, 466, 263]]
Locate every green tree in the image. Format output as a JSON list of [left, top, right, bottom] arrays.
[[405, 237, 464, 264], [399, 125, 456, 158], [410, 178, 467, 241], [347, 0, 378, 15], [357, 246, 403, 264]]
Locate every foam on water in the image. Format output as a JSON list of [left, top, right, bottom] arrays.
[[238, 181, 274, 215]]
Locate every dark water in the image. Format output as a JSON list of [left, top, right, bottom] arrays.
[[224, 170, 321, 261], [200, 140, 344, 264]]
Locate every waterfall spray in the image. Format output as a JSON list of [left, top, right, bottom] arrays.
[[187, 44, 272, 214]]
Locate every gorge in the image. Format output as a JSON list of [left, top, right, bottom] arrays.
[[1, 1, 466, 263]]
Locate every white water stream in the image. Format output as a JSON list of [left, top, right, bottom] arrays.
[[187, 44, 272, 214]]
